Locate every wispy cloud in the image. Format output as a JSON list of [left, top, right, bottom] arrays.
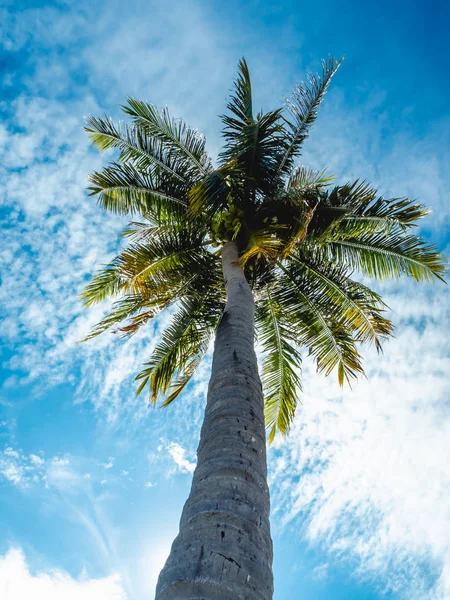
[[165, 441, 196, 474]]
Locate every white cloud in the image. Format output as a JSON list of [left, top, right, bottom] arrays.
[[0, 448, 112, 494], [1, 463, 23, 486], [0, 447, 46, 488], [29, 454, 45, 465], [4, 447, 19, 458], [0, 548, 126, 600], [166, 441, 196, 474]]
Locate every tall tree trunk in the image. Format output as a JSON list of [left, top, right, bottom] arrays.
[[155, 240, 273, 600]]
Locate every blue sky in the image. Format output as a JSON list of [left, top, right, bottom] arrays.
[[1, 0, 449, 599]]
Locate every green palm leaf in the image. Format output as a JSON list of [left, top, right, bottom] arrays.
[[256, 290, 302, 443], [84, 116, 190, 184], [325, 186, 431, 238], [81, 262, 124, 307], [82, 294, 165, 341], [88, 162, 187, 216], [81, 227, 215, 309], [291, 251, 393, 349], [275, 262, 364, 385], [288, 166, 335, 196], [222, 57, 253, 127], [220, 58, 285, 199], [135, 296, 221, 404], [123, 99, 212, 177], [324, 232, 446, 282], [277, 57, 343, 175]]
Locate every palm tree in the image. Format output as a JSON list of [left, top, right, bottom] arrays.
[[82, 57, 446, 600]]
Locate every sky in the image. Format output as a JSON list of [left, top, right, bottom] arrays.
[[1, 0, 449, 599]]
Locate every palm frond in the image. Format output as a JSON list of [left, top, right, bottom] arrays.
[[328, 180, 378, 209], [290, 252, 393, 349], [84, 116, 190, 184], [323, 232, 446, 282], [334, 197, 431, 238], [88, 162, 187, 216], [306, 180, 376, 239], [277, 57, 343, 175], [223, 57, 253, 128], [81, 262, 123, 307], [221, 108, 285, 197], [288, 166, 335, 195], [135, 296, 221, 403], [219, 59, 286, 197], [188, 167, 232, 216], [82, 263, 220, 341], [82, 294, 164, 341], [121, 220, 171, 244], [123, 99, 212, 176], [81, 226, 214, 312], [239, 229, 283, 266], [275, 262, 365, 385], [256, 290, 302, 442], [117, 242, 210, 292]]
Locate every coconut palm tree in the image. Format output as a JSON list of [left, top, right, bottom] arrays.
[[82, 57, 446, 600]]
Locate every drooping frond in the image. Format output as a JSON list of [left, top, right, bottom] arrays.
[[256, 289, 302, 443], [290, 250, 393, 349], [84, 116, 190, 184], [332, 196, 432, 238], [81, 262, 124, 307], [135, 295, 223, 404], [322, 232, 446, 282], [81, 226, 215, 310], [275, 262, 365, 385], [121, 219, 175, 244], [115, 239, 210, 292], [123, 99, 212, 177], [82, 294, 165, 341], [277, 57, 343, 175], [88, 162, 187, 216], [82, 245, 223, 342]]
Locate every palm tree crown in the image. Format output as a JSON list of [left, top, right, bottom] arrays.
[[82, 57, 446, 442]]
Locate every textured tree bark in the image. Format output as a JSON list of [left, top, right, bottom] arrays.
[[155, 240, 273, 600]]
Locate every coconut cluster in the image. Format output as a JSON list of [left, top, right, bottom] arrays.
[[209, 205, 245, 247]]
